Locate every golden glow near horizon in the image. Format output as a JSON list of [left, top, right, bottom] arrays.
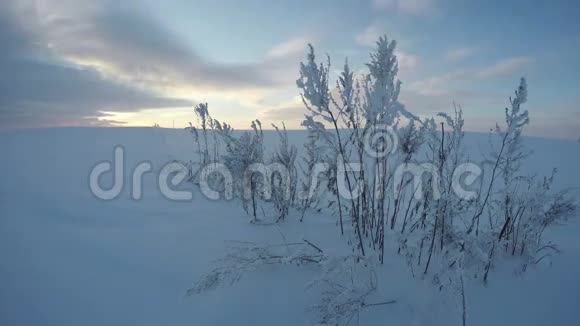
[[99, 88, 306, 129], [100, 108, 193, 128]]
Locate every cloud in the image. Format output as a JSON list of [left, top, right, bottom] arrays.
[[445, 47, 478, 62], [408, 56, 530, 97], [0, 57, 191, 128], [0, 0, 312, 128], [267, 37, 310, 59], [355, 25, 384, 47], [372, 0, 439, 16], [255, 93, 307, 128], [355, 25, 419, 73], [11, 0, 308, 95], [397, 51, 420, 71], [21, 1, 277, 91], [259, 106, 305, 126], [407, 70, 469, 96], [0, 1, 191, 128], [475, 57, 531, 79], [355, 24, 405, 48], [400, 87, 491, 116], [402, 56, 531, 119]]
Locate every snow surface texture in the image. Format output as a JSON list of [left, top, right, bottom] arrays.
[[1, 127, 579, 325]]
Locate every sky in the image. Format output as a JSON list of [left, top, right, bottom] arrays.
[[1, 0, 579, 138]]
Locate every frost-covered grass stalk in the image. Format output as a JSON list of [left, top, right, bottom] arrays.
[[297, 37, 420, 259], [270, 123, 298, 221], [297, 45, 352, 238], [298, 131, 326, 221], [187, 103, 233, 183], [222, 120, 265, 222], [186, 34, 576, 325]]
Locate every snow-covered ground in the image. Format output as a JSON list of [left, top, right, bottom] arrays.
[[1, 127, 579, 325]]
